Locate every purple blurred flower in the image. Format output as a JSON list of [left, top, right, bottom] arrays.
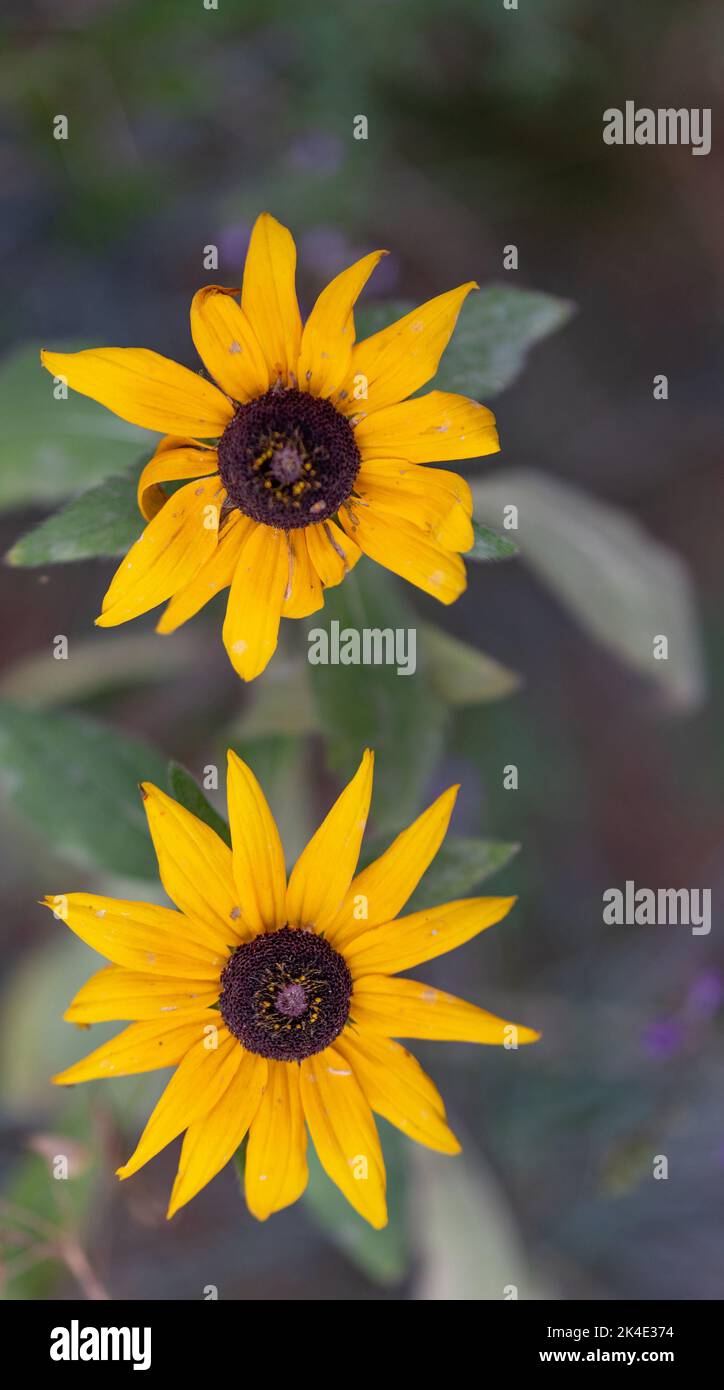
[[687, 969, 724, 1018], [642, 1018, 683, 1059]]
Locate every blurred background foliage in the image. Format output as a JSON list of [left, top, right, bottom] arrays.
[[1, 0, 723, 1300]]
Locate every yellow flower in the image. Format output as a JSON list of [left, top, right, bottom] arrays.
[[47, 749, 538, 1227], [40, 213, 499, 681]]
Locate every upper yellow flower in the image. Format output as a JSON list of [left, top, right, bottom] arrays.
[[47, 749, 538, 1227], [41, 213, 499, 681]]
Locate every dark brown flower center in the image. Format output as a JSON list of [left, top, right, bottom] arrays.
[[218, 925, 353, 1061], [217, 386, 360, 530]]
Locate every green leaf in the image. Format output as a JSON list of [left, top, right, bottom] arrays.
[[168, 761, 231, 847], [356, 284, 574, 402], [419, 621, 522, 705], [0, 344, 153, 513], [0, 700, 167, 878], [303, 1123, 410, 1287], [306, 561, 447, 832], [472, 468, 706, 711], [406, 837, 520, 911], [8, 466, 143, 566], [469, 519, 518, 561]]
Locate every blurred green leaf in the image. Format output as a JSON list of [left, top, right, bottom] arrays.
[[469, 520, 518, 561], [0, 935, 106, 1106], [420, 622, 522, 705], [8, 467, 142, 567], [412, 1145, 550, 1299], [0, 700, 166, 878], [407, 837, 520, 911], [356, 285, 574, 401], [167, 761, 231, 847], [0, 345, 153, 513], [306, 561, 447, 832], [232, 658, 319, 740], [304, 1122, 410, 1287], [0, 633, 198, 707], [0, 929, 165, 1128], [472, 468, 706, 710]]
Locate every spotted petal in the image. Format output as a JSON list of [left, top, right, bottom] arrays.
[[336, 1030, 460, 1154], [352, 975, 541, 1045], [354, 390, 499, 463], [338, 282, 476, 415], [190, 284, 270, 401], [245, 1061, 308, 1220], [300, 1046, 387, 1228]]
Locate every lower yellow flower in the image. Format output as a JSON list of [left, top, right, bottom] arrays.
[[46, 750, 538, 1226], [40, 213, 500, 681]]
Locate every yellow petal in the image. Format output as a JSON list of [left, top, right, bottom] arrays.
[[64, 965, 219, 1024], [43, 893, 224, 977], [168, 1049, 268, 1218], [226, 750, 287, 934], [351, 975, 541, 1045], [355, 459, 474, 552], [305, 518, 361, 589], [300, 1046, 387, 1228], [222, 522, 289, 681], [137, 438, 218, 522], [40, 347, 233, 436], [337, 282, 476, 415], [245, 1060, 308, 1220], [336, 1030, 460, 1154], [360, 457, 472, 506], [190, 284, 270, 401], [298, 250, 386, 399], [281, 530, 324, 618], [53, 1011, 214, 1085], [140, 783, 247, 947], [117, 1028, 241, 1179], [156, 511, 253, 634], [326, 785, 459, 950], [241, 213, 302, 384], [96, 475, 224, 627], [340, 506, 466, 605], [354, 390, 499, 463], [344, 896, 516, 977], [286, 750, 374, 931]]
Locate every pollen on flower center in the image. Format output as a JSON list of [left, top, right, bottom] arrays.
[[218, 924, 353, 1061], [275, 981, 307, 1017], [217, 386, 361, 530]]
